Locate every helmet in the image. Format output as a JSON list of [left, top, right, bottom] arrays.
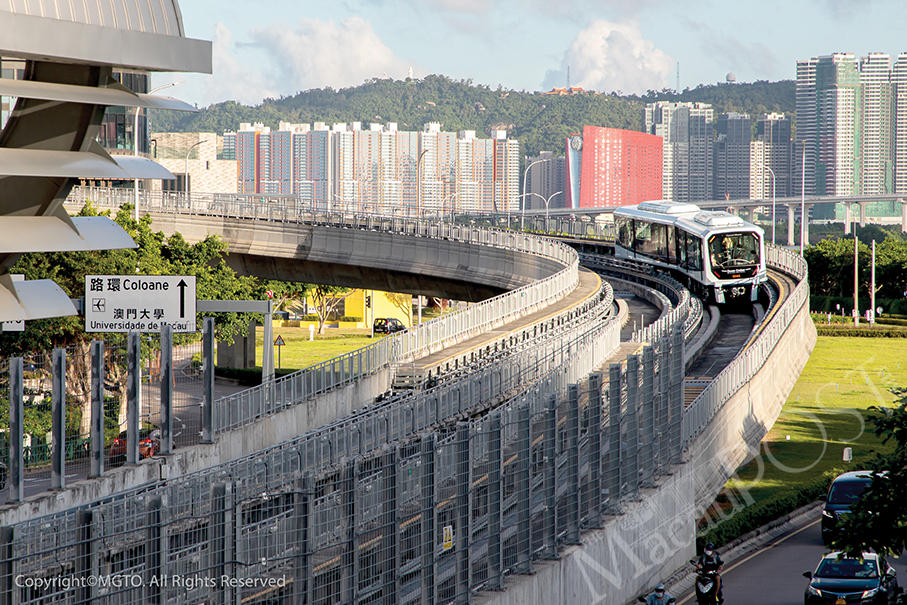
[[654, 583, 665, 592], [705, 542, 714, 550]]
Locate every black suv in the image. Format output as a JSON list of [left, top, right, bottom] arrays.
[[821, 470, 873, 545], [804, 551, 900, 604], [373, 317, 406, 334]]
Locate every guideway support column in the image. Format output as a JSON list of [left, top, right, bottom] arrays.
[[786, 204, 797, 246], [844, 201, 852, 236]]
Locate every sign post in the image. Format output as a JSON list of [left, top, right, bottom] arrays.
[[84, 275, 197, 333], [274, 334, 285, 369]]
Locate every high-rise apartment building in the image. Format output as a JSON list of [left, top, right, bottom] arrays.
[[893, 54, 907, 194], [860, 53, 894, 195], [751, 113, 792, 199], [714, 113, 751, 200], [224, 122, 519, 214], [644, 102, 714, 203], [524, 151, 567, 211], [564, 126, 662, 208], [795, 59, 817, 196]]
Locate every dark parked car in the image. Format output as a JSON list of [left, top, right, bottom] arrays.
[[804, 552, 900, 605], [373, 317, 406, 334], [108, 428, 160, 464], [822, 470, 873, 545]]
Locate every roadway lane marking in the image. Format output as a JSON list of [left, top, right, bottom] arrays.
[[676, 518, 821, 604]]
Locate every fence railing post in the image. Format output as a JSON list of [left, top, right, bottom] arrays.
[[606, 363, 622, 513], [626, 354, 640, 498], [127, 331, 140, 465], [9, 358, 23, 503], [145, 495, 165, 605], [640, 346, 656, 487], [202, 317, 215, 443], [671, 325, 685, 463], [586, 372, 604, 528], [90, 340, 104, 478], [565, 383, 581, 544], [51, 348, 66, 490], [76, 510, 97, 603], [455, 423, 471, 599], [486, 413, 503, 590], [160, 325, 173, 454]]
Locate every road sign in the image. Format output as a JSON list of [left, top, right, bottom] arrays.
[[274, 335, 285, 346], [84, 275, 197, 333]]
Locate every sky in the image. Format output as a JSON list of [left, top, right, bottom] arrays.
[[158, 0, 907, 109]]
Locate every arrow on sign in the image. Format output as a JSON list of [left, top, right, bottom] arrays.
[[177, 280, 188, 318]]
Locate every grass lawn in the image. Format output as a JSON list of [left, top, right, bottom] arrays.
[[252, 325, 382, 371], [725, 336, 906, 505]]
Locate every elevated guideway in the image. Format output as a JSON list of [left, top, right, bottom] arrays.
[[0, 190, 815, 605]]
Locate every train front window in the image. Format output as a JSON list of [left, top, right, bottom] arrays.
[[708, 233, 759, 270]]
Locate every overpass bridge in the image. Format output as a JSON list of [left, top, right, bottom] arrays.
[[0, 188, 816, 605]]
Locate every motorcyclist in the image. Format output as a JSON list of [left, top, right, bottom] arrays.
[[637, 583, 674, 605], [696, 543, 724, 604]]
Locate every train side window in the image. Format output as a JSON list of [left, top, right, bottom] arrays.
[[634, 221, 652, 254], [666, 226, 676, 263], [677, 230, 688, 267], [686, 234, 702, 271], [617, 217, 633, 248], [650, 223, 667, 259]]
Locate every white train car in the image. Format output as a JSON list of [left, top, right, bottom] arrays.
[[613, 201, 766, 304]]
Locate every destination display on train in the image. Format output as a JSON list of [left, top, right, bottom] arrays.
[[84, 275, 197, 333]]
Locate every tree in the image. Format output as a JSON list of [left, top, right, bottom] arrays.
[[833, 393, 907, 570], [0, 202, 257, 433], [310, 285, 352, 335], [383, 292, 411, 321]]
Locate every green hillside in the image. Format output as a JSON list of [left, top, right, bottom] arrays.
[[150, 76, 795, 158]]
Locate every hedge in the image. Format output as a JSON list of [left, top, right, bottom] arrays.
[[696, 472, 837, 554], [816, 327, 907, 338]]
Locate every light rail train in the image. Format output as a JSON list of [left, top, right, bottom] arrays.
[[613, 201, 766, 304]]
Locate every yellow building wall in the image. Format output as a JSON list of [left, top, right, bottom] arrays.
[[302, 289, 412, 328]]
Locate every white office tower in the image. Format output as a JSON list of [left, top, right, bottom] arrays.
[[859, 53, 894, 195], [644, 102, 714, 203], [894, 53, 907, 194], [795, 59, 817, 196]]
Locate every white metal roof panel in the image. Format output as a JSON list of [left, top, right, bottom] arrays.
[[0, 0, 183, 36], [0, 78, 197, 111], [0, 276, 77, 321], [0, 216, 137, 253], [0, 148, 175, 179], [0, 11, 211, 73], [636, 201, 702, 215]]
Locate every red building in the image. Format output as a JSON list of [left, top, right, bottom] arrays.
[[566, 126, 663, 208]]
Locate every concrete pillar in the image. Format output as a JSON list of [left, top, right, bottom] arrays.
[[900, 199, 907, 234], [786, 204, 797, 246], [844, 201, 852, 235], [803, 204, 813, 248], [859, 201, 868, 227]]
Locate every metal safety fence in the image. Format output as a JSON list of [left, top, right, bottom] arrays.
[[65, 187, 581, 435], [681, 244, 809, 447], [1, 274, 693, 605]]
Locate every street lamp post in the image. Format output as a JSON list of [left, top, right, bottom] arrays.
[[525, 190, 563, 230], [184, 139, 208, 202], [521, 157, 549, 231], [416, 150, 427, 218], [764, 165, 776, 246], [443, 192, 462, 223], [134, 81, 185, 222]]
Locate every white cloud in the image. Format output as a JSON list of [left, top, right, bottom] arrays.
[[202, 23, 282, 106], [541, 20, 675, 94], [249, 16, 414, 93]]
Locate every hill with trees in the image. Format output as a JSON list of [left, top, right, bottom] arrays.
[[150, 76, 796, 158]]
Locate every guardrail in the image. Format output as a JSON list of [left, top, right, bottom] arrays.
[[66, 187, 580, 434], [681, 244, 809, 447]]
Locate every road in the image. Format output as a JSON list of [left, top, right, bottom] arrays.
[[676, 517, 907, 604]]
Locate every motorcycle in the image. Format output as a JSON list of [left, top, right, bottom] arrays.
[[689, 559, 721, 604]]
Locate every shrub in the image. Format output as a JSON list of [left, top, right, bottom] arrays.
[[339, 316, 362, 322]]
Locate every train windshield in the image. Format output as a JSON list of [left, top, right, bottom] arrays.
[[708, 232, 760, 273]]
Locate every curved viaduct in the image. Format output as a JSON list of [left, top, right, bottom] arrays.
[[21, 190, 814, 605]]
